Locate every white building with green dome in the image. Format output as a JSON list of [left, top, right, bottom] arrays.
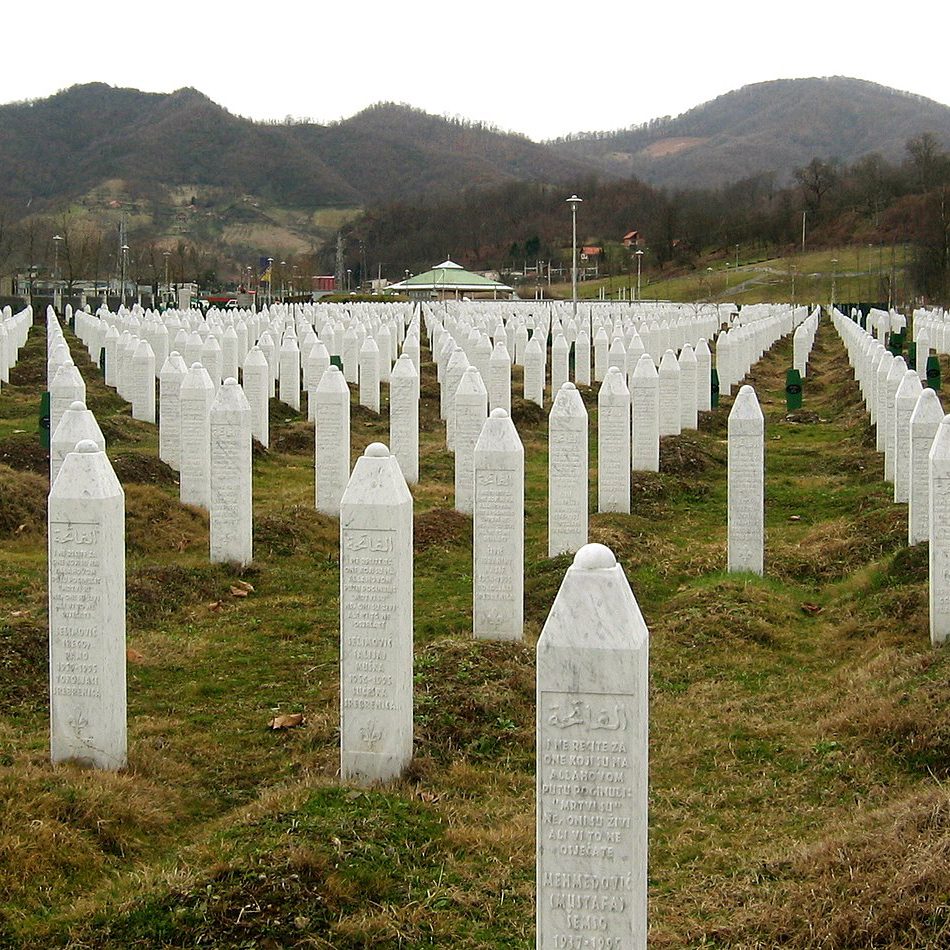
[[387, 259, 515, 300]]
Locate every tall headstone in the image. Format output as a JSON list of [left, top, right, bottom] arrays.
[[524, 335, 545, 408], [551, 334, 570, 395], [210, 378, 253, 566], [894, 369, 924, 504], [454, 367, 488, 515], [242, 346, 270, 449], [50, 401, 105, 487], [50, 361, 86, 441], [598, 367, 631, 514], [489, 338, 512, 416], [279, 334, 301, 411], [909, 387, 944, 545], [657, 349, 682, 437], [630, 354, 660, 472], [678, 342, 698, 430], [48, 440, 126, 770], [159, 351, 188, 470], [536, 543, 648, 950], [473, 409, 524, 640], [130, 339, 156, 423], [339, 443, 413, 783], [548, 382, 588, 557], [314, 365, 351, 516], [575, 328, 591, 387], [179, 363, 215, 510], [930, 415, 950, 645], [389, 354, 419, 484], [358, 336, 381, 413], [728, 384, 765, 574]]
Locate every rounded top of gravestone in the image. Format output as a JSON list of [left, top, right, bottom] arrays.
[[489, 408, 509, 419], [69, 400, 87, 411], [224, 377, 238, 387], [75, 439, 100, 454], [365, 442, 390, 458], [561, 381, 576, 391], [573, 543, 617, 570], [191, 362, 203, 370]]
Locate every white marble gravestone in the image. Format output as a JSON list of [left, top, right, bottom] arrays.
[[358, 336, 381, 413], [536, 543, 648, 950], [548, 382, 588, 557], [728, 384, 765, 574], [389, 354, 419, 484], [242, 346, 270, 449], [473, 409, 524, 640], [678, 343, 698, 430], [631, 354, 660, 473], [50, 361, 87, 441], [130, 339, 156, 423], [489, 338, 512, 416], [314, 365, 351, 516], [598, 367, 631, 514], [909, 387, 944, 545], [454, 366, 488, 515], [278, 335, 301, 411], [931, 416, 950, 644], [179, 362, 215, 510], [658, 349, 682, 437], [50, 401, 105, 487], [210, 378, 253, 566], [551, 334, 570, 395], [894, 369, 924, 504], [339, 443, 413, 784], [575, 328, 591, 387], [524, 335, 545, 408], [48, 440, 127, 770], [159, 351, 187, 470]]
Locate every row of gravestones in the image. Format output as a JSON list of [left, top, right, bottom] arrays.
[[41, 299, 808, 950], [833, 308, 950, 647], [0, 305, 33, 392]]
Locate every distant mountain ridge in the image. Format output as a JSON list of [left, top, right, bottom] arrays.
[[549, 77, 950, 188], [0, 76, 947, 232]]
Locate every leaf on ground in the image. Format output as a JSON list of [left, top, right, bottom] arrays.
[[208, 601, 223, 611], [126, 647, 144, 663], [268, 713, 305, 730], [230, 587, 249, 598]]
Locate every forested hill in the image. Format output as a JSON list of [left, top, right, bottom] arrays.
[[0, 84, 601, 214], [550, 77, 950, 189]]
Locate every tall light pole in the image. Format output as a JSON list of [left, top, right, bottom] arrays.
[[163, 250, 171, 306], [801, 211, 807, 253], [121, 243, 130, 308], [567, 194, 582, 317], [52, 233, 63, 312], [635, 248, 644, 301], [267, 258, 274, 306]]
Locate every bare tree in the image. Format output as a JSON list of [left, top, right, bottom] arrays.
[[795, 158, 838, 213]]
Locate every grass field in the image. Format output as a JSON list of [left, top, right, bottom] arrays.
[[1, 306, 949, 947]]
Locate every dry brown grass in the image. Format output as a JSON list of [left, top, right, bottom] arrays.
[[0, 464, 47, 537]]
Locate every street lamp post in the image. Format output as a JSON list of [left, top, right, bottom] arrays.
[[120, 244, 130, 308], [635, 248, 644, 301], [830, 258, 838, 314], [566, 194, 583, 317], [163, 250, 171, 307], [52, 233, 63, 312], [267, 258, 274, 306]]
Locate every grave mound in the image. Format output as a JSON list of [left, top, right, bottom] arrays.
[[0, 464, 47, 534], [0, 433, 48, 474], [0, 614, 47, 705], [124, 483, 209, 555], [272, 421, 314, 455], [255, 505, 337, 557], [111, 452, 178, 486], [660, 432, 725, 475], [414, 507, 472, 550]]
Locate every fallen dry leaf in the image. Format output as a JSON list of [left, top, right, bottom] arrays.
[[230, 587, 248, 598], [208, 601, 223, 611], [234, 580, 255, 592], [801, 602, 823, 616], [269, 713, 305, 730], [9, 610, 30, 618], [14, 524, 26, 535], [126, 647, 144, 663]]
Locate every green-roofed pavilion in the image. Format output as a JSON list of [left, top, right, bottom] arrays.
[[387, 259, 515, 300]]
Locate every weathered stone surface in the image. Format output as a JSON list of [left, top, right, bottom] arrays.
[[48, 440, 127, 770], [728, 384, 764, 574], [598, 367, 631, 514], [474, 409, 524, 640], [536, 543, 648, 950], [314, 365, 351, 516], [210, 378, 253, 566], [549, 383, 588, 557], [339, 443, 413, 784]]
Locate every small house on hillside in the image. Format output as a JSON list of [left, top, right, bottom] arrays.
[[622, 230, 646, 248]]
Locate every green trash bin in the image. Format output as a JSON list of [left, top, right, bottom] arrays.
[[927, 355, 941, 391], [39, 392, 51, 450], [330, 355, 343, 371], [785, 369, 803, 411], [907, 341, 917, 371], [710, 368, 720, 409]]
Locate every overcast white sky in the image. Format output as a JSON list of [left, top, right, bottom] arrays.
[[6, 1, 948, 141]]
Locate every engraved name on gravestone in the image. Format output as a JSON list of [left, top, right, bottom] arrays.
[[210, 378, 253, 566], [549, 382, 588, 558], [340, 443, 413, 784], [930, 416, 950, 645], [48, 440, 127, 770], [728, 384, 765, 574], [598, 367, 631, 514], [389, 354, 419, 484], [909, 388, 944, 546], [315, 365, 351, 516], [473, 409, 524, 640], [537, 543, 648, 950]]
